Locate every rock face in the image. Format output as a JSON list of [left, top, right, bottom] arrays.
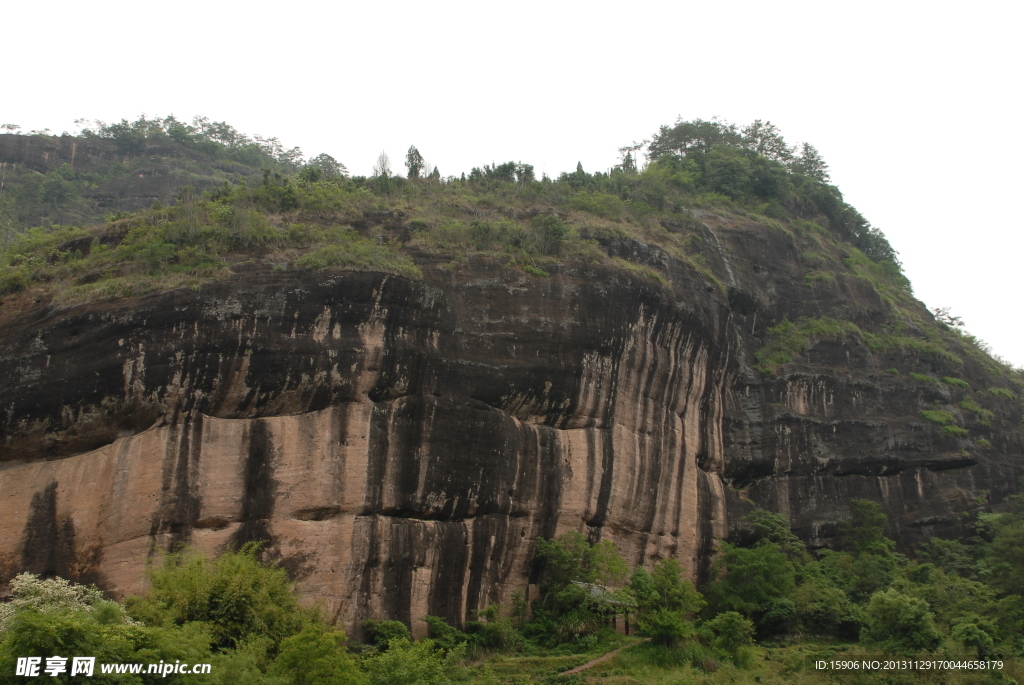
[[1, 217, 1021, 637]]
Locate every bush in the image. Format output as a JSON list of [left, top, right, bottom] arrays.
[[943, 377, 970, 388], [861, 589, 940, 655], [361, 620, 411, 649], [125, 544, 309, 651], [704, 611, 754, 663], [989, 387, 1016, 399], [637, 610, 692, 647], [271, 625, 366, 685], [362, 638, 464, 685]]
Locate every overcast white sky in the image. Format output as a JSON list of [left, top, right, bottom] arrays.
[[4, 0, 1021, 366]]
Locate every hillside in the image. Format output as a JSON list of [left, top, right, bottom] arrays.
[[0, 116, 1022, 682]]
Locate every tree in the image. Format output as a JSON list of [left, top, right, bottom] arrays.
[[742, 510, 806, 559], [617, 140, 645, 173], [931, 306, 965, 329], [791, 142, 830, 182], [629, 559, 704, 646], [708, 540, 794, 622], [951, 616, 997, 660], [741, 120, 793, 162], [842, 500, 895, 556], [405, 146, 424, 179], [649, 559, 704, 615], [987, 518, 1024, 596], [373, 152, 392, 178], [534, 532, 627, 589], [647, 118, 741, 160], [862, 589, 940, 655], [704, 145, 751, 198], [530, 215, 571, 257], [307, 153, 347, 179]]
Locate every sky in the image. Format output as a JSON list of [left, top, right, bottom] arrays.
[[3, 0, 1022, 366]]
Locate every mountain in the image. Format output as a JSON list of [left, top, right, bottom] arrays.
[[0, 118, 1020, 638]]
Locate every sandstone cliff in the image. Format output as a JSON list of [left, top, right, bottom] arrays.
[[1, 211, 1021, 637]]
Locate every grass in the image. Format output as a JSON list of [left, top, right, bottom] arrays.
[[958, 399, 994, 425], [52, 273, 214, 306], [537, 642, 1024, 685], [920, 410, 955, 425], [295, 239, 421, 280], [861, 333, 963, 366], [989, 387, 1016, 399], [942, 425, 970, 437], [803, 270, 836, 286], [943, 377, 970, 389], [754, 317, 861, 374]]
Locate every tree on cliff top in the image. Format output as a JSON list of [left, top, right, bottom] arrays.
[[405, 146, 424, 180]]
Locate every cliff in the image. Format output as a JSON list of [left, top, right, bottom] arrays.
[[2, 205, 1020, 637]]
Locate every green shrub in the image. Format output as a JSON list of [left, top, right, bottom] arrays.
[[943, 377, 970, 388], [920, 410, 955, 425], [989, 387, 1016, 399], [362, 638, 464, 685], [270, 624, 366, 685], [942, 425, 969, 437], [636, 609, 692, 647], [910, 372, 933, 382], [975, 438, 992, 448], [361, 619, 411, 648], [861, 589, 940, 655], [886, 368, 899, 375], [125, 543, 310, 651], [704, 611, 755, 663], [523, 264, 549, 277]]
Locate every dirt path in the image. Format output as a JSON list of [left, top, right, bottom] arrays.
[[560, 639, 650, 676]]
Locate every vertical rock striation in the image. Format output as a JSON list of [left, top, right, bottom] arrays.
[[1, 219, 1020, 635]]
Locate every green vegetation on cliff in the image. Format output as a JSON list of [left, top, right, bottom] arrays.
[[3, 500, 1023, 683], [1, 115, 904, 297]]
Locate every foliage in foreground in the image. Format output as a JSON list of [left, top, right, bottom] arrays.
[[2, 493, 1023, 682]]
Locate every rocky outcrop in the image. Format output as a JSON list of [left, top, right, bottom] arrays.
[[1, 217, 1021, 636]]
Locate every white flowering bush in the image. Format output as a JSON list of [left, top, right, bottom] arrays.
[[0, 573, 135, 631]]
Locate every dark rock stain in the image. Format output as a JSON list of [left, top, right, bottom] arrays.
[[234, 418, 276, 545], [20, 482, 76, 580]]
